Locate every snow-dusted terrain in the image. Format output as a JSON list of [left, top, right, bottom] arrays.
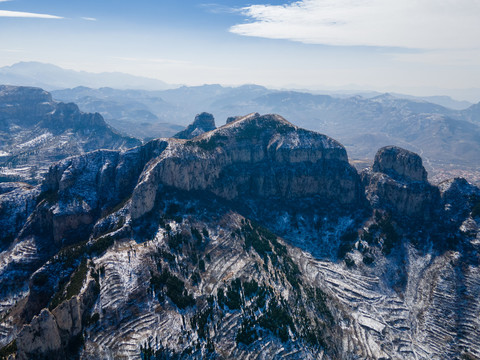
[[0, 85, 140, 184], [0, 112, 479, 359]]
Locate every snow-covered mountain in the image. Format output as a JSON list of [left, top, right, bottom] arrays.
[[0, 113, 479, 359]]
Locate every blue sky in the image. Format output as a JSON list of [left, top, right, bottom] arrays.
[[1, 0, 479, 98]]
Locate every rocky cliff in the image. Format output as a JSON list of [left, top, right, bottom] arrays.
[[0, 85, 140, 183], [132, 113, 362, 220], [0, 113, 479, 360], [372, 146, 428, 182], [362, 146, 440, 221]]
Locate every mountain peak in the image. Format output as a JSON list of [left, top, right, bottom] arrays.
[[373, 145, 428, 182], [196, 113, 345, 155], [225, 112, 290, 127], [130, 113, 361, 219], [202, 113, 296, 140]]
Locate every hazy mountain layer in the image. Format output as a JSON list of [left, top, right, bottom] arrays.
[[0, 62, 172, 91], [51, 86, 184, 140]]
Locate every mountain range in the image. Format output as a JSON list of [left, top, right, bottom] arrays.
[[2, 62, 480, 184], [0, 112, 479, 359], [52, 85, 480, 185]]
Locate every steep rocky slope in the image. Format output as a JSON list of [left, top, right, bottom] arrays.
[[0, 182, 39, 251], [0, 85, 140, 183], [0, 113, 479, 359]]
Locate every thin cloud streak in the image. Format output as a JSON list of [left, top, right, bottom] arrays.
[[199, 3, 241, 14], [81, 17, 97, 21], [0, 10, 63, 19], [230, 0, 480, 50]]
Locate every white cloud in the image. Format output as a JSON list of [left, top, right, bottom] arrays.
[[230, 0, 480, 50], [81, 17, 97, 21], [0, 10, 62, 19]]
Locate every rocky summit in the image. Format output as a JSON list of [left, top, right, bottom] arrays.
[[0, 85, 140, 184], [173, 112, 216, 140], [372, 146, 428, 182], [0, 112, 479, 360], [131, 113, 362, 221]]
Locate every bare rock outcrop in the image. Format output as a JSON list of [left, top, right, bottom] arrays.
[[16, 308, 62, 359], [372, 146, 428, 182], [16, 277, 98, 360], [0, 85, 54, 126], [363, 146, 440, 220]]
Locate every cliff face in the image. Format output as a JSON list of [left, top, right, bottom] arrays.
[[12, 113, 361, 254], [0, 85, 140, 183], [0, 113, 479, 360], [16, 275, 99, 360], [0, 86, 54, 126], [0, 182, 39, 248], [132, 113, 363, 219]]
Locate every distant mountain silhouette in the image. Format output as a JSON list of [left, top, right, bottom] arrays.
[[0, 62, 173, 90]]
